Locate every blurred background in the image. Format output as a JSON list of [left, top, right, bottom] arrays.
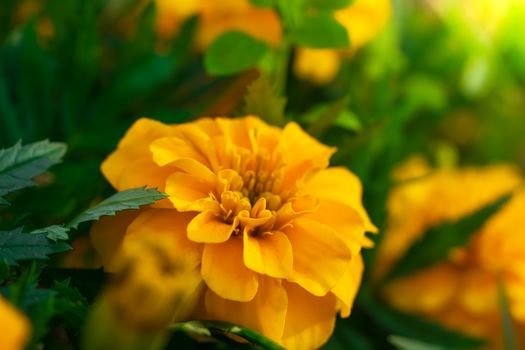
[[1, 0, 525, 349]]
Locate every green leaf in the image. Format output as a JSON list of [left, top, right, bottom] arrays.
[[67, 186, 167, 229], [31, 225, 69, 242], [305, 96, 353, 137], [0, 228, 71, 266], [204, 31, 268, 76], [385, 193, 512, 281], [0, 140, 67, 204], [292, 13, 350, 48], [53, 279, 89, 329], [359, 290, 486, 349], [243, 75, 287, 126], [170, 320, 285, 350], [498, 279, 518, 350], [389, 336, 446, 350], [307, 0, 354, 10]]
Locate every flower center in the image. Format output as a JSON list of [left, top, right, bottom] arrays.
[[209, 149, 290, 236]]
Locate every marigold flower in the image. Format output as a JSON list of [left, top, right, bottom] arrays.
[[376, 159, 525, 348], [91, 116, 376, 349], [0, 296, 31, 350]]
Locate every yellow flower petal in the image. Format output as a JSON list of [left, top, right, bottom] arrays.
[[150, 136, 210, 167], [0, 296, 31, 350], [243, 230, 293, 278], [204, 277, 288, 342], [331, 253, 364, 317], [201, 238, 259, 302], [281, 282, 336, 350], [293, 48, 341, 84], [284, 218, 352, 296], [101, 118, 175, 191], [165, 172, 216, 211], [187, 210, 236, 243], [306, 167, 377, 233]]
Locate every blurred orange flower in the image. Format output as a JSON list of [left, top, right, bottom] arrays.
[[0, 296, 31, 350], [376, 158, 525, 348], [91, 116, 376, 349]]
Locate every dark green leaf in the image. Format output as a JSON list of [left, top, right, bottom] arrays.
[[307, 0, 354, 10], [385, 193, 512, 281], [53, 279, 89, 329], [204, 31, 268, 76], [31, 225, 69, 242], [359, 289, 486, 349], [67, 186, 167, 229], [292, 13, 350, 48], [0, 228, 71, 266], [498, 279, 518, 350], [243, 75, 287, 126], [389, 336, 445, 350], [0, 140, 66, 204], [171, 320, 285, 350]]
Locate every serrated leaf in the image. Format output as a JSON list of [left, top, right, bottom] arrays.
[[292, 13, 350, 48], [0, 228, 71, 266], [32, 225, 69, 242], [67, 186, 167, 229], [385, 193, 512, 281], [53, 279, 89, 328], [359, 289, 486, 349], [204, 31, 268, 76], [243, 75, 287, 126], [0, 140, 67, 204], [389, 336, 445, 350]]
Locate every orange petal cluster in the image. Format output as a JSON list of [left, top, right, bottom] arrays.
[[376, 158, 525, 348], [91, 116, 375, 349]]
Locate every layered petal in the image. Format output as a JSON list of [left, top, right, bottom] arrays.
[[187, 210, 236, 243], [101, 118, 175, 191], [283, 218, 352, 296], [204, 277, 288, 342], [243, 230, 293, 278], [201, 238, 259, 302], [332, 253, 364, 317], [281, 282, 337, 350]]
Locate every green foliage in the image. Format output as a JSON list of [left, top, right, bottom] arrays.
[[243, 75, 287, 126], [389, 336, 445, 350], [67, 186, 167, 229], [32, 225, 70, 242], [384, 193, 513, 282], [498, 280, 518, 350], [0, 228, 71, 266], [204, 31, 269, 76], [306, 0, 354, 10], [291, 13, 350, 48], [53, 279, 89, 329], [0, 140, 66, 205], [171, 320, 285, 350]]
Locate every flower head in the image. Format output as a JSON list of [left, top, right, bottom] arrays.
[[0, 296, 31, 350], [376, 158, 525, 347], [91, 116, 375, 349]]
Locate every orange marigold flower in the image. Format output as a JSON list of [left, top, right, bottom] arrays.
[[91, 116, 376, 349], [0, 296, 31, 350], [376, 159, 525, 348]]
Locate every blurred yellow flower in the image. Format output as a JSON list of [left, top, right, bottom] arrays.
[[91, 116, 376, 349], [83, 233, 201, 350], [293, 0, 392, 84], [376, 159, 525, 348], [0, 296, 31, 350], [153, 0, 390, 84]]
